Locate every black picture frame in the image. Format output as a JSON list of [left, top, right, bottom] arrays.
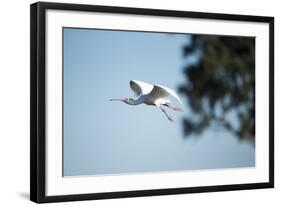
[[30, 1, 274, 203]]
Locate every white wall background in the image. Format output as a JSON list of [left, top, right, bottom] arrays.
[[0, 0, 279, 204]]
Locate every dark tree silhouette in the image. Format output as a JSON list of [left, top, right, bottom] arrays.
[[179, 35, 255, 143]]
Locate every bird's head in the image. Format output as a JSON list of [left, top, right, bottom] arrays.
[[122, 98, 129, 104]]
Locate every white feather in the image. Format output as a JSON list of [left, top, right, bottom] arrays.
[[130, 80, 154, 96], [149, 84, 183, 106]]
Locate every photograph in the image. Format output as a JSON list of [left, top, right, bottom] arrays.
[[30, 2, 274, 203], [63, 27, 256, 177]]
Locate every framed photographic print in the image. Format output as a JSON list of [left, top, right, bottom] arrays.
[[30, 1, 274, 203]]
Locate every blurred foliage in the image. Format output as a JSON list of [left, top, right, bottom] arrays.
[[179, 35, 255, 143]]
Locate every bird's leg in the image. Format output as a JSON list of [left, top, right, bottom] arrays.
[[160, 106, 174, 122], [164, 103, 183, 112]]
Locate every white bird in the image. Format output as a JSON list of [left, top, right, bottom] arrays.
[[110, 80, 183, 122]]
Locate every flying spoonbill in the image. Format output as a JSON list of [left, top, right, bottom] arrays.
[[110, 80, 183, 122]]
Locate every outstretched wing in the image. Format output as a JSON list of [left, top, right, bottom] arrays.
[[149, 84, 183, 105], [130, 80, 154, 97]]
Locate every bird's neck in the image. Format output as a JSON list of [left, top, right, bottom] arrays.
[[128, 98, 141, 105]]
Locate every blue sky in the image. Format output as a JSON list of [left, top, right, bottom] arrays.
[[63, 28, 254, 176]]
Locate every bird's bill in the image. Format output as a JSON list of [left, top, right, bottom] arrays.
[[109, 98, 129, 104], [109, 98, 124, 102], [109, 98, 127, 102]]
